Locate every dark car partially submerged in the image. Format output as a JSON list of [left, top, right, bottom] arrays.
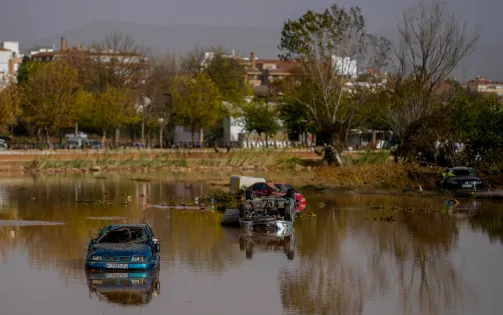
[[439, 167, 487, 192], [85, 224, 160, 271]]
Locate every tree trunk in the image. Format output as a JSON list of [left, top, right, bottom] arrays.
[[141, 119, 145, 145], [102, 129, 107, 147], [159, 124, 164, 148], [35, 128, 42, 148], [146, 127, 151, 148], [74, 123, 78, 139], [326, 132, 343, 166], [114, 128, 120, 146], [199, 128, 204, 147], [191, 128, 195, 145], [43, 127, 51, 149]]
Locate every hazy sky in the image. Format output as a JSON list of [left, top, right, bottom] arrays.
[[1, 0, 497, 44]]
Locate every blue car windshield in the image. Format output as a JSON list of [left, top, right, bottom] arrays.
[[97, 227, 148, 244]]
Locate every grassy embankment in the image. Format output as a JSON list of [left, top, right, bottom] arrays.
[[17, 149, 452, 193]]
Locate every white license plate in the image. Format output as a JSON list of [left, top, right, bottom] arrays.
[[105, 263, 128, 269], [105, 273, 128, 278], [462, 184, 472, 188]]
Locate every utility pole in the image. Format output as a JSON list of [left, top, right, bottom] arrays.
[[163, 93, 174, 147]]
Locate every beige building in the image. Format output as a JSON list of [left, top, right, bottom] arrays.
[[239, 52, 300, 87], [466, 76, 503, 96]]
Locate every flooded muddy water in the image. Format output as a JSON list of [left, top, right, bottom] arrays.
[[1, 173, 503, 315]]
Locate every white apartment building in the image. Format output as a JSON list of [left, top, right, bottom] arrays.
[[332, 55, 357, 78]]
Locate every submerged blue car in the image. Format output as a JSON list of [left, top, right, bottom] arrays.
[[85, 224, 160, 271]]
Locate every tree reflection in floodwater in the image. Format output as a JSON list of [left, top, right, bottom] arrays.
[[468, 210, 503, 244], [0, 173, 243, 279], [279, 194, 469, 315], [1, 174, 503, 314]]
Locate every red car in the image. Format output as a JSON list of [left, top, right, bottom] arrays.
[[246, 182, 307, 211]]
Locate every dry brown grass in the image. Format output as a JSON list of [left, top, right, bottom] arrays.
[[313, 163, 442, 191]]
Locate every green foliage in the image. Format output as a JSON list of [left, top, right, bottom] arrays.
[[16, 56, 43, 85], [172, 73, 223, 142], [21, 61, 82, 132], [86, 85, 139, 142], [278, 4, 389, 144], [452, 92, 503, 169], [204, 50, 250, 111], [242, 99, 279, 137], [279, 5, 366, 60], [0, 85, 21, 127]]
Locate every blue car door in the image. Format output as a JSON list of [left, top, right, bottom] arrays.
[[147, 225, 159, 264]]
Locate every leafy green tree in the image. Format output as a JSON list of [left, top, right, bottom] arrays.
[[16, 56, 43, 85], [0, 85, 21, 128], [451, 91, 503, 169], [86, 85, 139, 145], [242, 99, 279, 139], [21, 61, 82, 146], [278, 4, 391, 147], [173, 73, 223, 143], [204, 50, 250, 111]]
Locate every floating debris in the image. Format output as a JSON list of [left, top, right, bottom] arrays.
[[296, 212, 317, 218], [131, 177, 152, 182], [371, 205, 387, 210], [0, 220, 65, 227], [144, 203, 206, 210], [86, 216, 127, 220], [75, 200, 114, 205], [371, 216, 396, 223], [317, 203, 325, 208]]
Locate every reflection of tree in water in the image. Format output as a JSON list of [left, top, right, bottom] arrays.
[[0, 175, 148, 278], [279, 195, 467, 315], [378, 212, 462, 315], [0, 174, 245, 278], [468, 210, 503, 244], [279, 210, 369, 315], [145, 209, 245, 274]]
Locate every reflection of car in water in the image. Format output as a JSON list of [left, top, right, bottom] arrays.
[[239, 229, 296, 260], [86, 269, 160, 306], [437, 167, 487, 192], [85, 224, 161, 271]]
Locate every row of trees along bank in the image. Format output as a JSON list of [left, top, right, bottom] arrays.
[[2, 1, 503, 171]]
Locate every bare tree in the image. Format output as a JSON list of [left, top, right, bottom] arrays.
[[90, 32, 151, 91], [279, 4, 391, 151], [142, 53, 184, 146], [381, 0, 480, 141]]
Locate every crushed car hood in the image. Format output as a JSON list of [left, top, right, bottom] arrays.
[[89, 243, 151, 256]]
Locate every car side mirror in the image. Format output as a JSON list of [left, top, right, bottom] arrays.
[[263, 189, 270, 194]]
